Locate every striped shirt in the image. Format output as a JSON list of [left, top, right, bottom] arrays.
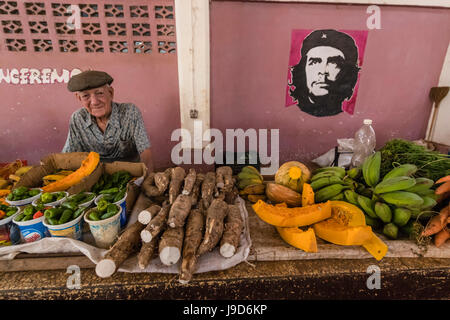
[[62, 102, 151, 162]]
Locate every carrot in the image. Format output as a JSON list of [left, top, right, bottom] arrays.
[[435, 175, 450, 184], [422, 206, 449, 237], [434, 228, 450, 248], [435, 181, 450, 195]]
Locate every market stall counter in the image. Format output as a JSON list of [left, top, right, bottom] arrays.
[[0, 201, 449, 300], [0, 150, 449, 300]]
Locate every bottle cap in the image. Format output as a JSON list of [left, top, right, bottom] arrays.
[[363, 119, 372, 125]]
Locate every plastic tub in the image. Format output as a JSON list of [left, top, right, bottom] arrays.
[[6, 188, 42, 207], [32, 191, 68, 207], [84, 205, 122, 249], [95, 192, 127, 228], [0, 206, 22, 245], [66, 192, 96, 208], [13, 213, 49, 243], [42, 207, 86, 240]]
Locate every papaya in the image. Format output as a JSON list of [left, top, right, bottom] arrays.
[[301, 183, 315, 207], [313, 220, 373, 246], [276, 227, 317, 253], [252, 200, 331, 227], [275, 161, 311, 193], [314, 201, 388, 260], [265, 182, 302, 207], [41, 152, 100, 192]]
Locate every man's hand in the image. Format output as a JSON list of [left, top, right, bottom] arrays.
[[140, 147, 154, 172]]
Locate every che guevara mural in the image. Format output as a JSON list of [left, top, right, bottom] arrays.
[[286, 29, 368, 117]]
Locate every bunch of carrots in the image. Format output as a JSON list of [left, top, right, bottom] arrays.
[[422, 175, 450, 247]]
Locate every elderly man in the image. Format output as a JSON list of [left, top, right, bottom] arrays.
[[62, 70, 154, 172], [289, 29, 360, 117]]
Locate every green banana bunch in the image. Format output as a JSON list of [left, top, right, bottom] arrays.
[[343, 189, 359, 206], [310, 176, 343, 191], [403, 177, 434, 193], [373, 176, 416, 194], [314, 184, 349, 203], [374, 202, 392, 223], [346, 167, 361, 179], [392, 208, 411, 227], [362, 151, 381, 187], [379, 191, 424, 207], [311, 169, 345, 182], [313, 166, 346, 176], [382, 164, 417, 181], [357, 195, 377, 218]]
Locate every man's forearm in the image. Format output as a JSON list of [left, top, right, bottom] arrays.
[[140, 148, 154, 172]]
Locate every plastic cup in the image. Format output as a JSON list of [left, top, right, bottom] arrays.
[[84, 205, 122, 249], [95, 192, 127, 228], [13, 212, 49, 243], [6, 188, 42, 207], [32, 191, 68, 207], [0, 206, 22, 245], [42, 208, 86, 240]]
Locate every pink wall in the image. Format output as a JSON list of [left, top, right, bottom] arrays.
[[210, 2, 450, 164], [0, 0, 179, 168], [0, 54, 180, 168]]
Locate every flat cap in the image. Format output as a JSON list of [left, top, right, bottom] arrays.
[[67, 70, 113, 92]]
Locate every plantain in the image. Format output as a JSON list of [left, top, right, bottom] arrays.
[[382, 164, 417, 181], [373, 176, 416, 194], [329, 193, 345, 200], [374, 202, 392, 223], [362, 152, 381, 187], [346, 167, 361, 179], [237, 171, 263, 182], [238, 178, 263, 190], [314, 184, 349, 203], [310, 176, 343, 191], [344, 189, 359, 206], [247, 194, 267, 203], [14, 166, 33, 176], [392, 207, 411, 227], [357, 195, 377, 218], [383, 223, 398, 239], [311, 170, 345, 182], [8, 174, 21, 182], [241, 166, 263, 180], [239, 183, 265, 195], [379, 191, 424, 207], [313, 166, 346, 176], [419, 196, 437, 210], [342, 176, 358, 189], [364, 214, 382, 229], [403, 177, 434, 193], [0, 179, 9, 189]]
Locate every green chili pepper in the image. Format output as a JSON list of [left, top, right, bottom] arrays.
[[58, 209, 73, 224], [113, 188, 126, 203], [23, 205, 36, 216], [15, 213, 25, 222], [72, 207, 85, 219], [61, 201, 78, 211], [89, 210, 100, 221], [6, 207, 17, 216], [97, 198, 109, 212], [44, 208, 63, 219], [22, 215, 33, 221], [99, 187, 119, 195], [47, 217, 59, 225], [41, 192, 54, 204], [28, 189, 40, 197]]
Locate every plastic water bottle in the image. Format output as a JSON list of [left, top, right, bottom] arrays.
[[351, 119, 376, 168]]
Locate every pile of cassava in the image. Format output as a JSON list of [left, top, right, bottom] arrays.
[[95, 166, 244, 283]]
